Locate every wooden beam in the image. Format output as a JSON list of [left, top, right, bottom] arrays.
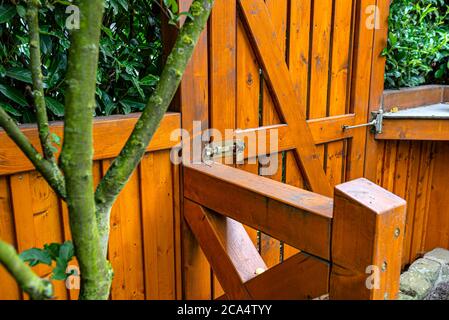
[[244, 252, 330, 300], [185, 199, 330, 300], [183, 162, 333, 259], [0, 113, 180, 176], [383, 85, 448, 112], [330, 178, 406, 300], [376, 119, 449, 141], [183, 199, 265, 299], [233, 114, 356, 159], [238, 0, 332, 197]]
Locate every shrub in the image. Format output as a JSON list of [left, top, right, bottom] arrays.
[[384, 0, 449, 89], [0, 0, 164, 123]]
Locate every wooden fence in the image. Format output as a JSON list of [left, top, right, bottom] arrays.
[[0, 113, 182, 300], [1, 0, 449, 300], [367, 86, 449, 268]]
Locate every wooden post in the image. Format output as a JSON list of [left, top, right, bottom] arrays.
[[330, 178, 406, 300]]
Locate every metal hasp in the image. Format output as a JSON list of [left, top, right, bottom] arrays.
[[342, 110, 384, 134], [203, 140, 246, 162]]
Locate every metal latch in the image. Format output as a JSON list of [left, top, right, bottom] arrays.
[[203, 140, 245, 162], [342, 110, 384, 134]]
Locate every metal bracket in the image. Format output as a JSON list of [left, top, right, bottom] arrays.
[[203, 140, 245, 162], [342, 110, 384, 134]]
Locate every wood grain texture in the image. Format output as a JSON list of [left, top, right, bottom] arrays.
[[330, 178, 406, 300], [239, 0, 332, 196], [141, 152, 176, 300], [183, 162, 333, 259], [383, 85, 448, 112], [377, 119, 449, 141], [0, 113, 180, 176]]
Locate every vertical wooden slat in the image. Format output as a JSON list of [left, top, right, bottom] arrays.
[[209, 0, 237, 298], [104, 160, 145, 300], [409, 142, 435, 262], [173, 0, 211, 300], [288, 0, 312, 114], [172, 160, 183, 300], [308, 0, 333, 175], [259, 0, 288, 269], [210, 0, 236, 134], [402, 141, 421, 266], [425, 142, 449, 251], [236, 17, 260, 246], [10, 172, 67, 300], [0, 176, 21, 299], [141, 151, 176, 300], [309, 0, 332, 120], [326, 0, 353, 187], [348, 0, 379, 181], [362, 0, 391, 181]]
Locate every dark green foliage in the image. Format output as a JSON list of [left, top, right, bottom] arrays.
[[19, 241, 75, 280], [384, 0, 449, 88], [0, 0, 165, 122]]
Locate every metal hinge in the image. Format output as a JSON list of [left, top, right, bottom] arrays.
[[203, 140, 245, 162], [342, 110, 384, 134]]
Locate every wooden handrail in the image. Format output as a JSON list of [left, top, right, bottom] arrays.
[[184, 162, 333, 259]]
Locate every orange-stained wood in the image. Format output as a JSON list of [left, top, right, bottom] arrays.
[[184, 200, 265, 299], [330, 178, 406, 300], [238, 0, 332, 197], [377, 119, 449, 141], [183, 162, 333, 259], [0, 113, 180, 176], [244, 252, 330, 300], [140, 152, 177, 300], [383, 85, 448, 112]]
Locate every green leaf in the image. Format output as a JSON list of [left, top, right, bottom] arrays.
[[0, 5, 17, 24], [45, 97, 65, 116], [59, 241, 75, 262], [0, 84, 28, 107], [119, 99, 146, 111], [16, 5, 26, 18], [19, 248, 52, 267], [5, 67, 33, 84], [51, 241, 75, 281], [0, 102, 22, 116], [140, 74, 159, 87], [51, 132, 61, 146], [44, 243, 61, 260]]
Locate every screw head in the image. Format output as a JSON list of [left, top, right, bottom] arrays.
[[382, 261, 388, 272], [394, 228, 401, 238]]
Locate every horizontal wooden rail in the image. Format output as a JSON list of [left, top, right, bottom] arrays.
[[376, 118, 449, 141], [383, 85, 448, 112], [233, 114, 356, 159], [0, 112, 180, 175], [184, 162, 333, 259]]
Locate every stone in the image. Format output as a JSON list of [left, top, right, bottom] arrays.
[[398, 292, 417, 300], [399, 271, 433, 299], [425, 281, 449, 300], [409, 258, 442, 283], [424, 248, 449, 265]]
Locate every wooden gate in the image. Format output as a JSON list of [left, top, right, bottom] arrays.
[[175, 0, 391, 299]]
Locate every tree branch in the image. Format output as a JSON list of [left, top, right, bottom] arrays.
[[60, 0, 112, 300], [0, 240, 53, 300], [94, 0, 214, 257], [27, 0, 55, 161], [0, 107, 66, 199]]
